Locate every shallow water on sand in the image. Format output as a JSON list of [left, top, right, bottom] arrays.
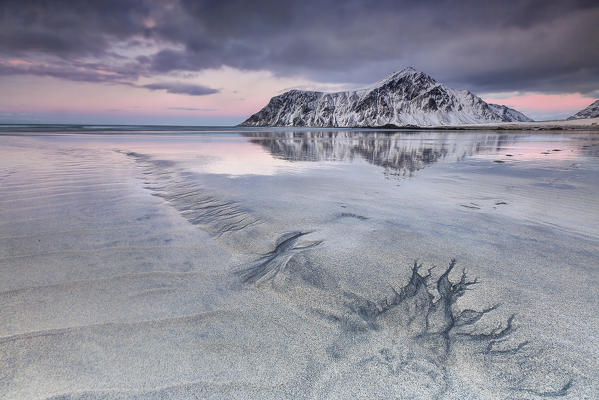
[[1, 127, 598, 399]]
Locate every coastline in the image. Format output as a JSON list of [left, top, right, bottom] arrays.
[[239, 117, 599, 131]]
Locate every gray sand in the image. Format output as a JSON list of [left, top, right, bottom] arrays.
[[1, 129, 598, 399]]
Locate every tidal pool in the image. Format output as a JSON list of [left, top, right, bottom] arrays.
[[1, 127, 598, 399]]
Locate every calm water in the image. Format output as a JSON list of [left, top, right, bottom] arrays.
[[1, 127, 598, 399]]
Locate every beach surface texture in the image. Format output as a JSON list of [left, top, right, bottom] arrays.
[[1, 127, 598, 399]]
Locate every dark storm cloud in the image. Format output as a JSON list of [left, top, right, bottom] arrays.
[[1, 0, 597, 95], [142, 82, 219, 96], [0, 0, 153, 56]]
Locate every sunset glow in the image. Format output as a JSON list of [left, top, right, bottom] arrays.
[[0, 1, 597, 124], [483, 93, 596, 120]]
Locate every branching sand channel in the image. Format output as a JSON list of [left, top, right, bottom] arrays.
[[121, 150, 577, 398]]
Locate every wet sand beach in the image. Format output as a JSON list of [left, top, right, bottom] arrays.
[[1, 127, 598, 399]]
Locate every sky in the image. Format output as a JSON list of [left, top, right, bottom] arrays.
[[0, 0, 597, 125]]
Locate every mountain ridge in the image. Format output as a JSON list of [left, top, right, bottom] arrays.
[[567, 100, 599, 120], [241, 68, 533, 127], [488, 103, 534, 122]]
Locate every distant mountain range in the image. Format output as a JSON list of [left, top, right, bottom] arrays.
[[240, 67, 534, 127], [567, 100, 599, 120]]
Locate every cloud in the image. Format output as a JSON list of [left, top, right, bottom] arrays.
[[0, 0, 152, 56], [0, 58, 140, 82], [0, 0, 597, 95], [142, 82, 219, 96]]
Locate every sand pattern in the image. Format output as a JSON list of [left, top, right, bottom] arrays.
[[124, 151, 262, 237], [1, 131, 598, 399]]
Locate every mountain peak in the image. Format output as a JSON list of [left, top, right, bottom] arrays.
[[368, 67, 436, 91], [241, 69, 531, 127], [396, 66, 417, 74]]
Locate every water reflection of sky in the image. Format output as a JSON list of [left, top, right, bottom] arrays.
[[5, 129, 599, 179], [132, 140, 308, 176], [239, 131, 599, 178], [78, 129, 596, 238]]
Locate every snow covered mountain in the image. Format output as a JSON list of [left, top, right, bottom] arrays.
[[488, 104, 533, 122], [567, 100, 599, 120], [241, 67, 531, 127]]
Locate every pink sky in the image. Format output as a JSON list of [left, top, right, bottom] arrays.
[[483, 93, 595, 120], [0, 63, 595, 124]]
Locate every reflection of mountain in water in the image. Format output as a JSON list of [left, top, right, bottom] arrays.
[[244, 131, 517, 178]]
